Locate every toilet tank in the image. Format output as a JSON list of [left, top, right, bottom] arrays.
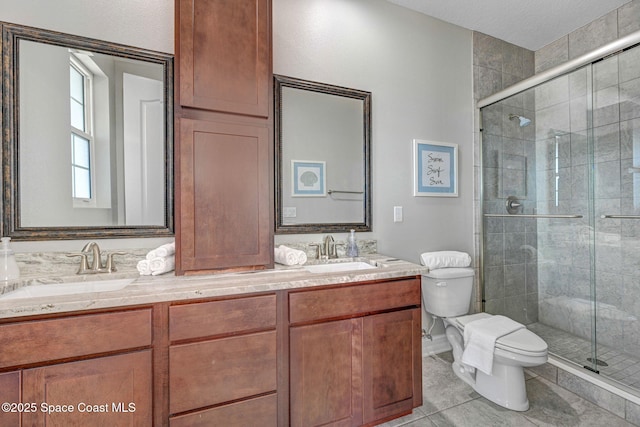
[[421, 268, 474, 317]]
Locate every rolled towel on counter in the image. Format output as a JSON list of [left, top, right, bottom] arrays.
[[280, 245, 307, 265], [420, 251, 471, 270], [146, 242, 176, 260], [274, 246, 298, 266], [136, 259, 152, 276], [150, 255, 176, 276]]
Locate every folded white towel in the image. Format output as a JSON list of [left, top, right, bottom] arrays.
[[136, 259, 151, 276], [281, 245, 307, 265], [274, 245, 307, 266], [150, 255, 176, 276], [420, 251, 471, 270], [146, 242, 176, 260], [461, 315, 524, 375], [274, 246, 297, 266]]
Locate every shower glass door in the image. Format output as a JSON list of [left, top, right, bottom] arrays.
[[481, 62, 601, 375], [589, 44, 640, 383], [482, 42, 640, 390]]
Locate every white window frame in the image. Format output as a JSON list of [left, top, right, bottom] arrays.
[[70, 54, 96, 207]]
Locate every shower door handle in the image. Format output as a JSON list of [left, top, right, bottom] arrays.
[[601, 215, 640, 219]]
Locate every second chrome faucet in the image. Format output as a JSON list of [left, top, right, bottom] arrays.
[[68, 242, 125, 274], [310, 235, 344, 260]]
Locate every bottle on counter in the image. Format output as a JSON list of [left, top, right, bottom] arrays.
[[0, 237, 20, 281], [346, 229, 359, 257]]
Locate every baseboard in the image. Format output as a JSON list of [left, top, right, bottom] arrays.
[[422, 333, 452, 356]]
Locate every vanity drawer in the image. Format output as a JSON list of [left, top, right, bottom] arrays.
[[169, 330, 277, 414], [170, 393, 277, 427], [169, 294, 276, 341], [289, 278, 420, 324], [0, 309, 152, 368]]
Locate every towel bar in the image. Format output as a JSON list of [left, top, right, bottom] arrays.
[[484, 214, 583, 219]]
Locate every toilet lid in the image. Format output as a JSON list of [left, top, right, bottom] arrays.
[[455, 313, 548, 356], [424, 267, 474, 279]]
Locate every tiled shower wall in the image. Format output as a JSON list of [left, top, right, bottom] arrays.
[[473, 33, 536, 322], [475, 0, 640, 332]]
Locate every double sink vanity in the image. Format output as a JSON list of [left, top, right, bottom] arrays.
[[0, 2, 418, 424], [0, 251, 427, 427]]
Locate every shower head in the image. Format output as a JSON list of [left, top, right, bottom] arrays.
[[509, 114, 531, 127]]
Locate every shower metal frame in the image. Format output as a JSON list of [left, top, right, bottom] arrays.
[[478, 29, 640, 109]]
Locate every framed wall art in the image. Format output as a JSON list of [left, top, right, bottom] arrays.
[[291, 160, 326, 197], [413, 139, 458, 197]]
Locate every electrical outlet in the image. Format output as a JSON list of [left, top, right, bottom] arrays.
[[283, 207, 297, 218], [394, 206, 403, 222]]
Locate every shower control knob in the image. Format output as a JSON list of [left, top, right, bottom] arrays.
[[506, 196, 522, 214]]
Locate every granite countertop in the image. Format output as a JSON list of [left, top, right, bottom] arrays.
[[0, 254, 428, 319]]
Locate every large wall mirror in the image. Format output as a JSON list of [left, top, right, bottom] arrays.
[[274, 75, 372, 234], [1, 22, 173, 240]]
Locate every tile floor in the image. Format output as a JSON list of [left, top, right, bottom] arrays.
[[528, 322, 640, 389], [379, 351, 634, 426]]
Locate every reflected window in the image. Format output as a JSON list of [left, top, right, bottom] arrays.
[[69, 55, 94, 201]]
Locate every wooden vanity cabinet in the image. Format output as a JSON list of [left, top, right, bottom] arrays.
[[174, 0, 274, 275], [288, 278, 423, 427], [0, 308, 153, 426], [0, 372, 20, 427], [168, 294, 278, 426]]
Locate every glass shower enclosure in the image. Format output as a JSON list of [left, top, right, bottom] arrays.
[[480, 42, 640, 391]]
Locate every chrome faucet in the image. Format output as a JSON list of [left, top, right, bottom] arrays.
[[323, 235, 334, 259], [309, 235, 341, 260], [82, 242, 103, 272], [67, 242, 125, 274]]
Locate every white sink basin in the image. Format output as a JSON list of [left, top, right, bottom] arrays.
[[304, 261, 377, 274], [0, 278, 135, 300]]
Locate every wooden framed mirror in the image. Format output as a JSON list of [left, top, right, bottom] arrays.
[[2, 22, 173, 240], [274, 75, 372, 234]]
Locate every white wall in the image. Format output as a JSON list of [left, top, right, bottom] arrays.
[[273, 0, 475, 263], [0, 0, 173, 53], [3, 0, 475, 259]]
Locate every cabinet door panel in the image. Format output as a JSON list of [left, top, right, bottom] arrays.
[[0, 372, 20, 427], [0, 309, 152, 368], [363, 309, 422, 424], [169, 330, 276, 414], [177, 118, 272, 272], [290, 319, 362, 427], [22, 350, 152, 426], [170, 294, 276, 341], [170, 393, 277, 427], [178, 0, 270, 117], [289, 278, 420, 324]]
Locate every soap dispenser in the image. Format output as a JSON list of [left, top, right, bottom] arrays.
[[346, 229, 359, 257], [0, 237, 20, 281]]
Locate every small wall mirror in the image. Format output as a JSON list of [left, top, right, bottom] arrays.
[[274, 75, 371, 234], [2, 22, 173, 239]]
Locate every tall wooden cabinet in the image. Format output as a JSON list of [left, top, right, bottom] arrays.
[[174, 0, 273, 274]]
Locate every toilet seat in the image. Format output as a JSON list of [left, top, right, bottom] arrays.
[[452, 313, 548, 357]]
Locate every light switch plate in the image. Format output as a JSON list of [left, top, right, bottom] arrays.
[[394, 206, 403, 222], [283, 207, 297, 218]]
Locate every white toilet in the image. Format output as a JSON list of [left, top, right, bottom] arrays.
[[422, 267, 547, 411]]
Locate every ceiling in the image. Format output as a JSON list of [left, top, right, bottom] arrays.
[[385, 0, 633, 51]]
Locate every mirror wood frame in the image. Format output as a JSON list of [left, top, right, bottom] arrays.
[[274, 74, 372, 234], [1, 21, 174, 240]]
